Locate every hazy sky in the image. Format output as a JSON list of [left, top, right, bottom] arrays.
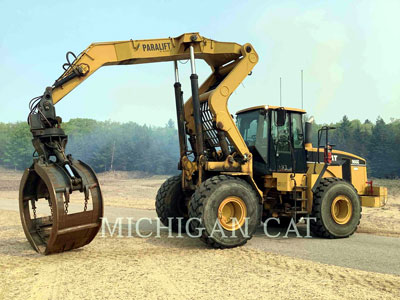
[[0, 0, 399, 126]]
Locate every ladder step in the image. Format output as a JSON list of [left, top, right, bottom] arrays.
[[296, 185, 308, 189], [295, 198, 308, 201]]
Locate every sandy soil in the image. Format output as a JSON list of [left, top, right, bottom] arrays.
[[96, 171, 168, 209], [1, 168, 400, 299], [0, 209, 399, 300]]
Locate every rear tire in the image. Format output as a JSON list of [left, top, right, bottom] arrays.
[[188, 175, 261, 248], [311, 178, 361, 238], [155, 175, 188, 233]]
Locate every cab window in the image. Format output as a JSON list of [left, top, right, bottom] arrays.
[[271, 110, 290, 153], [236, 110, 268, 161], [291, 113, 304, 149], [237, 110, 259, 147]]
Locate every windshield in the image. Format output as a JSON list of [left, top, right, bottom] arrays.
[[236, 110, 268, 161], [237, 110, 259, 147]]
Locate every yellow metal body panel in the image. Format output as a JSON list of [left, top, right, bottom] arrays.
[[309, 164, 343, 179], [236, 105, 306, 115], [360, 196, 385, 207], [52, 33, 244, 104], [350, 166, 367, 194], [360, 186, 387, 207], [307, 147, 366, 163], [272, 173, 306, 192]]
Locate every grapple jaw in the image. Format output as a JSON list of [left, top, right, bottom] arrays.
[[19, 160, 103, 254], [20, 88, 104, 254]]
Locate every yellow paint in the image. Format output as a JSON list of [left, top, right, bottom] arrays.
[[272, 173, 306, 191], [360, 186, 387, 207], [218, 196, 247, 231], [52, 33, 243, 104], [331, 195, 352, 224], [360, 196, 386, 207], [350, 166, 367, 194], [236, 105, 306, 115], [307, 147, 366, 163]]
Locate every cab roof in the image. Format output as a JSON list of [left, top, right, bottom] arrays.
[[236, 105, 306, 115]]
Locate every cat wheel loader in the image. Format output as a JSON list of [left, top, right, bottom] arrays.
[[20, 33, 387, 254]]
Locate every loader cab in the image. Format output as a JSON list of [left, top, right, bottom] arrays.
[[236, 106, 307, 175]]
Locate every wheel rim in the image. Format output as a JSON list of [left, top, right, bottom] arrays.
[[331, 195, 352, 225], [218, 196, 247, 231]]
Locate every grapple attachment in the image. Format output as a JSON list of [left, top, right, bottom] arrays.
[[21, 87, 103, 254], [19, 160, 103, 254]]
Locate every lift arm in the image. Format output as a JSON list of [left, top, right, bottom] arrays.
[[51, 33, 243, 103], [29, 33, 259, 188], [33, 33, 256, 160]]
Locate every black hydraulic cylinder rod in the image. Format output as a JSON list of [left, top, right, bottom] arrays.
[[53, 71, 79, 88], [190, 73, 204, 157], [189, 45, 204, 157], [174, 81, 187, 158]]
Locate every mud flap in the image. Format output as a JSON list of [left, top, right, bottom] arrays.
[[19, 160, 103, 255]]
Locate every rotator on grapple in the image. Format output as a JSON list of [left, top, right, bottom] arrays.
[[21, 87, 103, 254]]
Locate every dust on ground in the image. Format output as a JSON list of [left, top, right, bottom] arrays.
[[0, 209, 399, 300]]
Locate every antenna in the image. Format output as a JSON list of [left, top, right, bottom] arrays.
[[301, 70, 304, 109], [280, 77, 282, 106]]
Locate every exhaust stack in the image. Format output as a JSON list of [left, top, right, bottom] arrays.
[[305, 116, 314, 149]]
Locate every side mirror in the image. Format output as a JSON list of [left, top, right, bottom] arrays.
[[276, 108, 286, 127]]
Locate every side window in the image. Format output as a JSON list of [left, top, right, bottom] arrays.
[[246, 119, 258, 146], [255, 113, 268, 159], [291, 113, 304, 149], [262, 117, 268, 139], [237, 111, 260, 147]]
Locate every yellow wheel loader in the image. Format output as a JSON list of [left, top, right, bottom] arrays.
[[20, 33, 387, 254]]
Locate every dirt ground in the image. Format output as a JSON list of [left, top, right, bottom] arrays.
[[0, 168, 399, 299], [2, 168, 398, 237]]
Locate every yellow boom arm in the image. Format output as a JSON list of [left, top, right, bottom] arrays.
[[49, 32, 259, 188], [53, 33, 244, 103]]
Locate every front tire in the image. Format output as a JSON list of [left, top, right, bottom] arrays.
[[188, 175, 261, 248], [155, 175, 188, 233], [311, 178, 361, 238]]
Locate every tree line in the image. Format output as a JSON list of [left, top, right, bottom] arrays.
[[310, 116, 400, 178], [0, 119, 179, 175], [0, 116, 399, 177]]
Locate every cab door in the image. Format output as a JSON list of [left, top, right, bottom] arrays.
[[269, 111, 306, 173], [290, 113, 307, 173]]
